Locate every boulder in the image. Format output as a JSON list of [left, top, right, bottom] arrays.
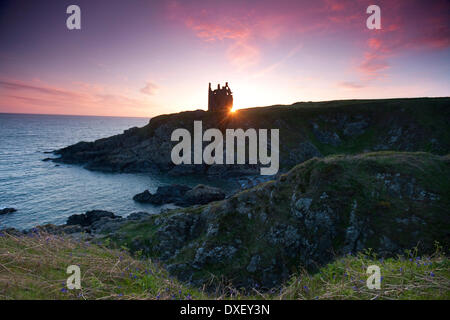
[[133, 184, 225, 206], [179, 185, 226, 206], [66, 210, 121, 227], [29, 224, 84, 235], [0, 208, 17, 215], [132, 190, 153, 202], [90, 216, 125, 234], [133, 184, 191, 204], [127, 211, 151, 220]]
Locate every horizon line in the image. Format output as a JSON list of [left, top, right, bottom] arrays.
[[0, 111, 151, 119], [1, 96, 448, 118]]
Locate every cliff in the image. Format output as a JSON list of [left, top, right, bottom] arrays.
[[102, 151, 450, 289], [52, 97, 450, 176]]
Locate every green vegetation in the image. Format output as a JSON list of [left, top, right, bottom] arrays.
[[203, 97, 450, 165], [278, 247, 449, 300], [0, 231, 448, 300], [0, 231, 206, 300]]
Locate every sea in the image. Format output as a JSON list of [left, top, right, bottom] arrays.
[[0, 113, 228, 230]]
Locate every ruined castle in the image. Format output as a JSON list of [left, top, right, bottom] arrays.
[[208, 82, 233, 112]]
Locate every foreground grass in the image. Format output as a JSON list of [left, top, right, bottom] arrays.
[[276, 246, 450, 300], [0, 231, 448, 300], [0, 231, 207, 300]]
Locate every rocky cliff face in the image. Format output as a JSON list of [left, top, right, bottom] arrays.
[[105, 152, 450, 290], [52, 98, 450, 176]]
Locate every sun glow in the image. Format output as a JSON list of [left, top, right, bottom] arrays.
[[230, 83, 282, 111]]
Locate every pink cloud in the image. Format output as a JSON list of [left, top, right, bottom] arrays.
[[349, 0, 449, 83], [226, 41, 260, 69], [167, 0, 448, 88], [357, 39, 391, 80], [166, 0, 357, 69], [367, 38, 382, 50], [0, 78, 156, 117], [167, 0, 448, 75], [338, 81, 366, 89], [140, 82, 159, 96], [184, 17, 250, 42], [0, 79, 84, 100], [358, 53, 389, 80], [325, 0, 345, 12], [167, 2, 263, 68]]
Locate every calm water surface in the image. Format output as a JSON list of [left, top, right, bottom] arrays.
[[0, 113, 226, 230]]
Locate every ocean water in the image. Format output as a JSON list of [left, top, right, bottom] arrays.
[[0, 113, 226, 230]]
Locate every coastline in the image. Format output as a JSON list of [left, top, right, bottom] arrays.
[[1, 98, 449, 293]]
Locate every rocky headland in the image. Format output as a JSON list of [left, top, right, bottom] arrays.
[[50, 98, 450, 176], [100, 152, 449, 289], [8, 97, 449, 291], [9, 151, 448, 291]]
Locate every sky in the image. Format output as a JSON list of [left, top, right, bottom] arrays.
[[0, 0, 449, 117]]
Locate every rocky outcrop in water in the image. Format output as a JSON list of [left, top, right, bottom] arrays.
[[133, 184, 191, 205], [133, 184, 225, 206], [1, 210, 152, 239], [0, 208, 16, 215], [66, 210, 121, 227]]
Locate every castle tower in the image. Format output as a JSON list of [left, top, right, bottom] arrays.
[[208, 82, 212, 111], [208, 82, 233, 112]]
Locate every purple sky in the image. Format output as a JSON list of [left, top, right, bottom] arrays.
[[0, 0, 449, 117]]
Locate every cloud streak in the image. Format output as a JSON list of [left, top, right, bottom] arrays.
[[338, 81, 366, 89], [140, 82, 159, 96], [343, 0, 450, 86], [0, 80, 83, 99], [0, 78, 155, 117]]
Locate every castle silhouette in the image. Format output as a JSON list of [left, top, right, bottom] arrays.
[[208, 82, 233, 112]]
